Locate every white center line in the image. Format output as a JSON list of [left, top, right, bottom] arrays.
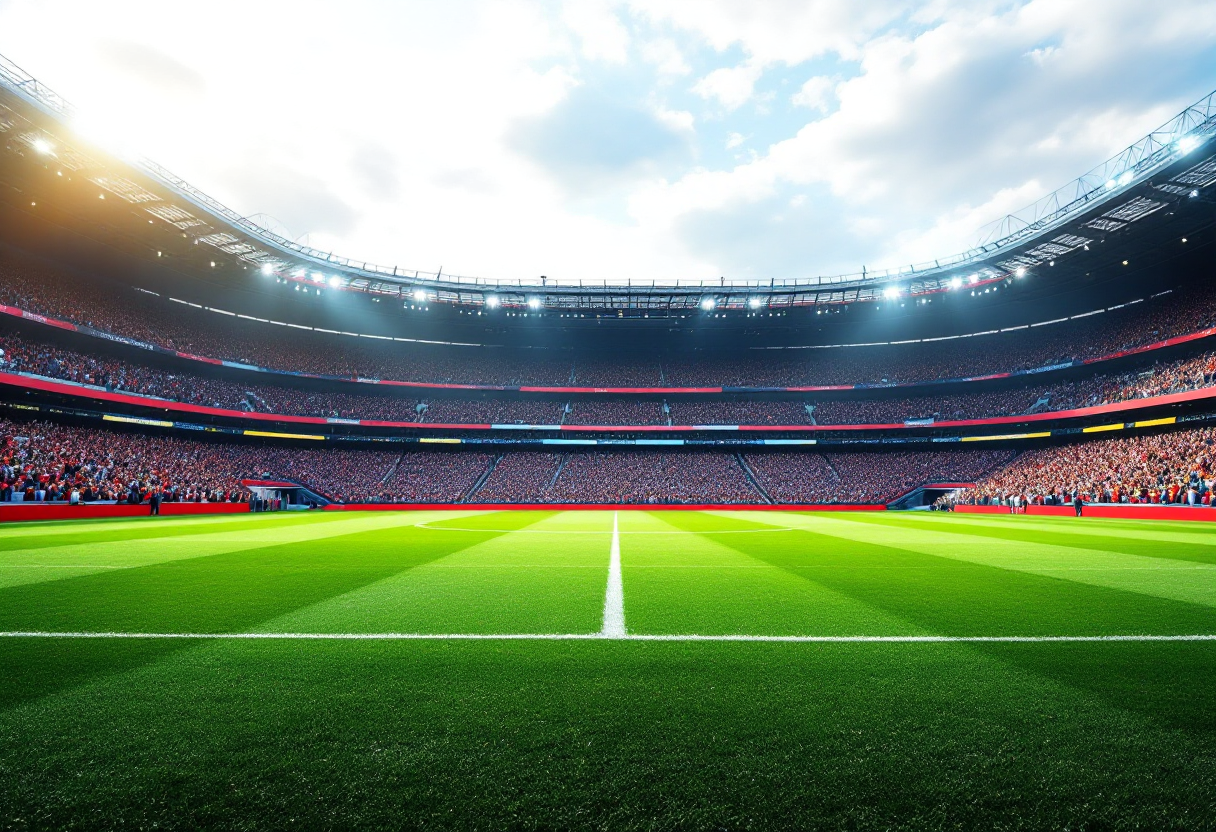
[[601, 512, 626, 638]]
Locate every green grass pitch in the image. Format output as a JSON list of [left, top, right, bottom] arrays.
[[0, 508, 1213, 829]]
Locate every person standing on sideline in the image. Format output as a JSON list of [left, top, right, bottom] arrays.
[[149, 488, 161, 516], [1073, 492, 1084, 517]]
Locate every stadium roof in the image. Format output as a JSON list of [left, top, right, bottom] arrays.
[[1, 51, 1215, 317]]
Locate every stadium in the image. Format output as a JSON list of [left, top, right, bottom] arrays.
[[1, 8, 1215, 828]]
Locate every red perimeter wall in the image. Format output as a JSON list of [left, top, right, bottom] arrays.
[[0, 502, 880, 522], [0, 502, 251, 522], [8, 501, 1215, 521], [956, 504, 1216, 521]]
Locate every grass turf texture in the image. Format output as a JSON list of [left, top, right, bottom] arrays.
[[0, 510, 1212, 829]]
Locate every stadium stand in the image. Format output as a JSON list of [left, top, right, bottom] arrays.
[[545, 452, 761, 504], [3, 251, 1216, 391], [381, 452, 493, 503], [960, 427, 1216, 506], [746, 450, 1016, 504], [563, 401, 668, 426], [473, 453, 565, 502], [3, 326, 1214, 427]]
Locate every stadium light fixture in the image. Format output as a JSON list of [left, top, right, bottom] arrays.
[[311, 271, 324, 281], [1105, 179, 1117, 190], [949, 276, 962, 290], [329, 276, 342, 288], [700, 298, 715, 311], [260, 264, 273, 276], [527, 297, 542, 310], [1118, 171, 1134, 187], [882, 286, 900, 299], [968, 274, 979, 284], [748, 296, 764, 309], [1177, 136, 1201, 154], [485, 295, 499, 308], [31, 138, 53, 155], [1015, 266, 1027, 278], [413, 288, 427, 302]]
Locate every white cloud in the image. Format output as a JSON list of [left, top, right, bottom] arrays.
[[692, 61, 764, 111], [632, 0, 907, 64], [641, 37, 692, 77], [792, 76, 834, 112], [561, 0, 630, 63], [2, 0, 1214, 285], [635, 0, 1216, 276]]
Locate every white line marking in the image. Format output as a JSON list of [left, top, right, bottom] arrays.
[[0, 632, 1212, 643], [601, 512, 626, 638], [414, 524, 792, 534]]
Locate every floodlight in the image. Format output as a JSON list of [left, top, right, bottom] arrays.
[[485, 295, 499, 308], [329, 276, 342, 288], [949, 276, 962, 290], [527, 297, 541, 309], [1015, 266, 1027, 278], [882, 286, 900, 299], [31, 138, 53, 155], [1177, 136, 1200, 154], [260, 264, 274, 276], [748, 296, 764, 309], [1105, 179, 1117, 190], [700, 297, 715, 311], [311, 271, 324, 281], [413, 288, 427, 302], [1118, 171, 1133, 186], [968, 274, 979, 284]]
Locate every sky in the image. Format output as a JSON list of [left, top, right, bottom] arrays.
[[1, 0, 1214, 285]]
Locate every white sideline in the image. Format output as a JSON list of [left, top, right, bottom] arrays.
[[0, 632, 1213, 643], [601, 512, 626, 638]]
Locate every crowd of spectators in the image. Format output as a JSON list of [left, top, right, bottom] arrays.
[[662, 289, 1216, 387], [419, 399, 560, 425], [667, 400, 815, 425], [747, 450, 1016, 504], [4, 251, 1216, 390], [813, 389, 1044, 425], [564, 401, 668, 426], [0, 419, 251, 504], [546, 453, 761, 504], [11, 412, 1212, 508], [381, 452, 492, 503], [473, 453, 564, 502], [960, 427, 1216, 506], [572, 359, 662, 387], [4, 323, 1216, 428], [0, 418, 501, 505]]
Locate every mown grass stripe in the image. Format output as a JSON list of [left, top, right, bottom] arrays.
[[744, 511, 1216, 609]]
